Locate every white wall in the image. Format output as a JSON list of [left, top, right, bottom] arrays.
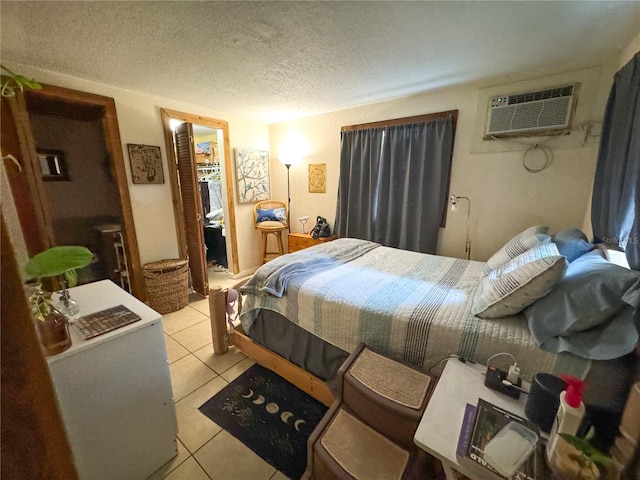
[[7, 51, 632, 274], [619, 32, 640, 68], [4, 63, 269, 274], [269, 64, 618, 261]]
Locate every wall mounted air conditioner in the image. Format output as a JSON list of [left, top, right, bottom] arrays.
[[484, 84, 579, 139]]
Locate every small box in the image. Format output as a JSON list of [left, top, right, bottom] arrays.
[[484, 421, 538, 477]]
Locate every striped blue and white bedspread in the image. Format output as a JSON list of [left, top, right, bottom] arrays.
[[240, 238, 590, 380]]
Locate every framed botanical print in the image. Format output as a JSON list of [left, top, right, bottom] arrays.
[[127, 144, 164, 184], [235, 148, 270, 203]]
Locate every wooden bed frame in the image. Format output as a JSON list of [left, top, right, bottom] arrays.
[[208, 281, 335, 407]]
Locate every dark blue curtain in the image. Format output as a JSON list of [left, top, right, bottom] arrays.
[[592, 52, 640, 270], [335, 116, 454, 253], [334, 128, 385, 244]]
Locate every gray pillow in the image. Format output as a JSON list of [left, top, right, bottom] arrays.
[[551, 228, 593, 262], [524, 250, 640, 349], [473, 242, 568, 318], [482, 225, 551, 276], [535, 305, 638, 360]]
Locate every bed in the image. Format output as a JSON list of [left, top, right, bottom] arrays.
[[208, 228, 640, 413]]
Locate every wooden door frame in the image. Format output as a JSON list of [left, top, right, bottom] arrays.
[[1, 217, 79, 480], [8, 84, 145, 299], [160, 108, 239, 275]]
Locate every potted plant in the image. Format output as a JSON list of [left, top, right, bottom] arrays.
[[548, 433, 618, 480], [25, 246, 93, 356], [1, 64, 41, 169]]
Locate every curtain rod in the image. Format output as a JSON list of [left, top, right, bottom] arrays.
[[341, 110, 458, 132]]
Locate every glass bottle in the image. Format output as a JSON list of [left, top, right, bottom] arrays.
[[54, 281, 80, 320]]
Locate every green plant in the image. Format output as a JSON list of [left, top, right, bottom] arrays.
[[559, 434, 617, 480], [1, 64, 41, 98], [1, 64, 41, 170], [25, 246, 93, 322], [25, 246, 93, 288]]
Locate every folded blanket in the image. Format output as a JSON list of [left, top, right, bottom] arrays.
[[241, 238, 379, 297]]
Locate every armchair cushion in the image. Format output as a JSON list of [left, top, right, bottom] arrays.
[[256, 207, 286, 223]]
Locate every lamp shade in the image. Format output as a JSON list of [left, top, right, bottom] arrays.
[[279, 153, 298, 167], [279, 131, 309, 166]]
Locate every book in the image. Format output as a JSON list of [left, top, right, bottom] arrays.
[[456, 399, 539, 480]]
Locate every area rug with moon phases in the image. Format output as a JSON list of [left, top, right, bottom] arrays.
[[198, 364, 328, 479]]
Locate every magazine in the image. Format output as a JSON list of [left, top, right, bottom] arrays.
[[75, 304, 141, 340], [456, 399, 539, 480]]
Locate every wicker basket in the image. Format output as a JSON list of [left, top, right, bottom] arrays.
[[143, 259, 189, 314]]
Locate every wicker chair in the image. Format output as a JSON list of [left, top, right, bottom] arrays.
[[254, 200, 288, 264]]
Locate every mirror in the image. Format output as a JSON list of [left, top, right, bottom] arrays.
[[37, 149, 69, 181]]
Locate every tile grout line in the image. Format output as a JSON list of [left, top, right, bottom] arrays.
[[159, 289, 263, 480]]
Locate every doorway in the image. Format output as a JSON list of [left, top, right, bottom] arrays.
[[2, 84, 144, 298], [160, 109, 238, 297], [193, 125, 228, 271]]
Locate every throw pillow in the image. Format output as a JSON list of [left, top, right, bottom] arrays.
[[472, 242, 568, 318], [551, 228, 594, 262], [524, 250, 640, 340], [256, 207, 286, 224], [482, 225, 551, 276], [273, 207, 286, 222]]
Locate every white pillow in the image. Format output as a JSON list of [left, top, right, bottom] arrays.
[[482, 225, 551, 276], [472, 242, 568, 318]]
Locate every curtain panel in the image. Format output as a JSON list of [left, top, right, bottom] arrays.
[[335, 116, 454, 253], [592, 52, 640, 270]]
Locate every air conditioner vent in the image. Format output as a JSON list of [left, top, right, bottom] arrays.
[[485, 84, 578, 138]]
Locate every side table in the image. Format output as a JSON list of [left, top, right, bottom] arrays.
[[288, 232, 336, 253], [48, 280, 177, 480], [414, 358, 531, 480]]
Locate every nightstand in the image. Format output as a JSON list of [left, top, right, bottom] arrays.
[[288, 232, 336, 253], [414, 359, 532, 480]]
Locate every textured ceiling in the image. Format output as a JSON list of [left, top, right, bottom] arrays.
[[2, 1, 639, 123]]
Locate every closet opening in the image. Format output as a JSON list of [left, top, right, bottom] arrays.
[[2, 84, 144, 298], [194, 126, 228, 272], [160, 108, 238, 298]]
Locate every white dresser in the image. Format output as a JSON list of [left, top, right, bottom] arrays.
[[47, 280, 177, 480]]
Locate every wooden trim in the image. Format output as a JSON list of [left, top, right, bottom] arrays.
[[208, 284, 334, 407], [231, 330, 334, 407], [100, 96, 145, 298], [1, 96, 47, 256], [14, 83, 145, 298], [341, 110, 458, 132], [160, 108, 239, 275], [8, 93, 57, 250], [1, 217, 79, 480], [221, 125, 239, 274]]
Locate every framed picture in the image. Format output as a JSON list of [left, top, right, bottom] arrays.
[[37, 148, 69, 181], [308, 163, 326, 193], [127, 144, 164, 184], [235, 148, 270, 203], [195, 141, 213, 164]]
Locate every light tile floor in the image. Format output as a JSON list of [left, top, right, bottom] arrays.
[[147, 271, 290, 480]]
